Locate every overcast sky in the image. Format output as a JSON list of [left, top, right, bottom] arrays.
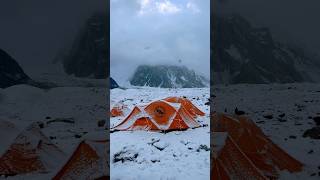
[[0, 0, 106, 77], [110, 0, 210, 85], [216, 0, 320, 55]]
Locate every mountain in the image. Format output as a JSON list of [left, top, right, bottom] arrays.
[[212, 14, 320, 84], [110, 77, 119, 89], [63, 12, 108, 79], [130, 65, 208, 88], [0, 49, 31, 88]]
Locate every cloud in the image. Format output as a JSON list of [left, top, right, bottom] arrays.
[[111, 0, 210, 85], [156, 0, 181, 14], [186, 1, 200, 14], [138, 0, 182, 15]]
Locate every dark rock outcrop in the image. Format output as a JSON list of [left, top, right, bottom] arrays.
[[110, 77, 119, 89], [0, 49, 31, 88], [212, 14, 320, 84], [130, 65, 208, 88], [63, 13, 108, 79]]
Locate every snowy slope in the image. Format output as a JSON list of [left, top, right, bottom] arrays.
[[110, 87, 210, 180], [213, 83, 320, 179], [0, 83, 108, 179]]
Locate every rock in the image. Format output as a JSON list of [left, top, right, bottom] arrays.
[[235, 107, 245, 115], [289, 135, 297, 139], [0, 49, 31, 88], [113, 150, 138, 163], [37, 122, 45, 129], [151, 159, 160, 163], [63, 13, 108, 79], [97, 119, 106, 127], [313, 116, 320, 126], [278, 113, 285, 118], [303, 127, 320, 139], [256, 121, 265, 124], [152, 141, 169, 151], [263, 114, 273, 119], [75, 134, 82, 138], [212, 14, 320, 84], [278, 119, 287, 122], [110, 77, 119, 89], [46, 118, 75, 125], [130, 65, 208, 88], [196, 144, 210, 152]]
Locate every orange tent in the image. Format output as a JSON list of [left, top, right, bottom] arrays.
[[113, 97, 205, 131], [53, 140, 108, 180], [110, 102, 128, 117], [211, 113, 303, 179], [0, 122, 65, 176]]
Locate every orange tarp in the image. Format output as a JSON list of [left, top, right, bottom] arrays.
[[113, 97, 205, 131], [53, 140, 108, 180], [211, 113, 303, 179], [0, 123, 64, 176]]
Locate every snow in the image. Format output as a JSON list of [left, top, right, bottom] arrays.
[[110, 87, 210, 180], [0, 76, 107, 179], [213, 83, 320, 179]]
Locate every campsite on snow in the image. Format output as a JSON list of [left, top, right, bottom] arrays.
[[210, 11, 320, 179], [0, 10, 109, 179], [109, 66, 211, 179], [110, 0, 211, 178]]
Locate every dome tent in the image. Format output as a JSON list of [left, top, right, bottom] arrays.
[[211, 113, 303, 179], [113, 97, 205, 131], [0, 121, 65, 176], [110, 101, 129, 117], [53, 140, 108, 180]]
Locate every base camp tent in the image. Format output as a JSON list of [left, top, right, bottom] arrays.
[[53, 140, 108, 180], [211, 113, 303, 179], [110, 102, 129, 117], [113, 97, 205, 131], [0, 121, 65, 176]]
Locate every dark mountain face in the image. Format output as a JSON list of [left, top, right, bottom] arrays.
[[130, 65, 208, 88], [110, 77, 119, 89], [212, 14, 320, 84], [0, 49, 30, 88], [63, 13, 108, 79]]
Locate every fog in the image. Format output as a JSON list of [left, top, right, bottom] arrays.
[[110, 0, 210, 85], [0, 0, 106, 77]]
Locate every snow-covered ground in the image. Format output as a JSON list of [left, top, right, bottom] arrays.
[[110, 87, 210, 180], [213, 83, 320, 179], [0, 76, 108, 179]]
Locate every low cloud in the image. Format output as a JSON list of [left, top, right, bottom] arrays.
[[111, 0, 210, 85]]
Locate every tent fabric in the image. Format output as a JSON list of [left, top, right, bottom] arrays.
[[163, 97, 205, 118], [113, 97, 204, 131], [53, 140, 108, 180], [211, 113, 303, 179], [110, 102, 128, 117], [0, 122, 65, 176]]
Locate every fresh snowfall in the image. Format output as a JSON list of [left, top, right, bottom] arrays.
[[110, 87, 210, 180]]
